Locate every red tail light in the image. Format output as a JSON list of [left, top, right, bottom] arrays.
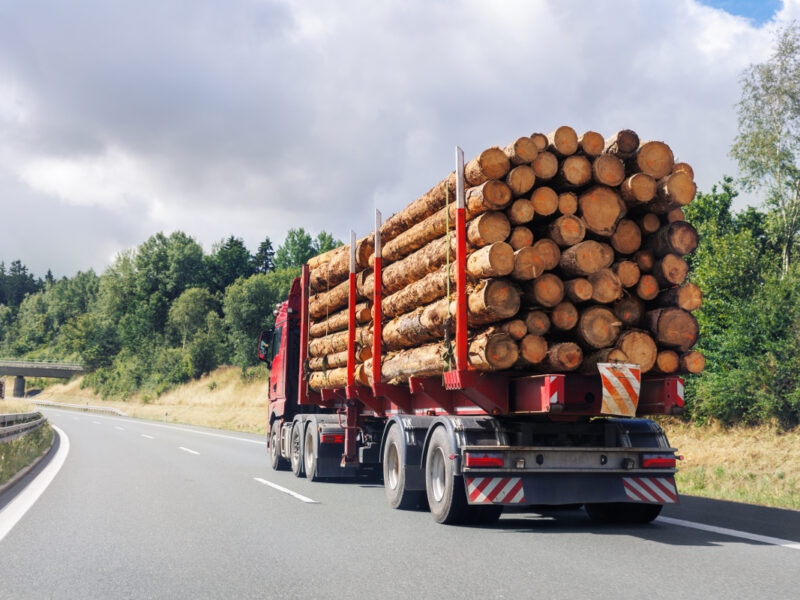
[[321, 433, 344, 444], [465, 452, 504, 468], [642, 454, 676, 468]]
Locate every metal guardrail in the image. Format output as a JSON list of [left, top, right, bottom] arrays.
[[31, 399, 128, 417], [0, 411, 46, 443]]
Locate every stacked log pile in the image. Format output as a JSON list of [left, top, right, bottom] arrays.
[[304, 128, 704, 389]]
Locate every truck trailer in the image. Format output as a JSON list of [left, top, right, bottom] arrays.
[[260, 147, 683, 525]]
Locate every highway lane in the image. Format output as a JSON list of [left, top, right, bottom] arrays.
[[0, 408, 798, 599]]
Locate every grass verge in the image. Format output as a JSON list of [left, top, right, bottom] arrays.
[[0, 422, 54, 486]]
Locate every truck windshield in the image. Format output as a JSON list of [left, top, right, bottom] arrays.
[[271, 325, 284, 360]]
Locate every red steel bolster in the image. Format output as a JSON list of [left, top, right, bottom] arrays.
[[455, 207, 468, 371], [637, 376, 685, 415], [372, 256, 383, 388], [298, 265, 311, 405]]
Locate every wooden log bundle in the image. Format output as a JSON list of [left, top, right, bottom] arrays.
[[305, 127, 705, 389]]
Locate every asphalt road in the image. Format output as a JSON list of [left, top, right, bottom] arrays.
[[1, 408, 798, 599]]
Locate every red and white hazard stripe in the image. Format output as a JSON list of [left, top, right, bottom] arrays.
[[466, 477, 526, 504], [598, 363, 641, 417], [548, 376, 560, 404], [622, 477, 678, 504]]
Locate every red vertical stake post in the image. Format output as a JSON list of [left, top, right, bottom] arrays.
[[343, 231, 358, 466], [372, 210, 383, 389], [298, 264, 310, 405], [455, 146, 468, 372]]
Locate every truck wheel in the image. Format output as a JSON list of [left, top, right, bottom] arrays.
[[290, 422, 305, 478], [304, 426, 320, 481], [269, 421, 289, 471], [585, 502, 662, 524], [383, 425, 425, 510], [425, 426, 469, 524]]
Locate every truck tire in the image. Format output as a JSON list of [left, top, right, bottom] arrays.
[[425, 426, 469, 524], [269, 421, 289, 471], [304, 425, 320, 481], [585, 502, 662, 524], [290, 422, 305, 478], [383, 425, 425, 510]]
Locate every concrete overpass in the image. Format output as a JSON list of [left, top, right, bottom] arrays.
[[0, 360, 86, 397]]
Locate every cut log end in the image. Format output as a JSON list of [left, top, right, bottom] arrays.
[[547, 126, 579, 157], [506, 165, 536, 196], [507, 198, 534, 225], [558, 192, 578, 215], [578, 131, 605, 157], [551, 301, 579, 331], [509, 226, 534, 250], [631, 141, 675, 179], [512, 247, 545, 281], [577, 306, 621, 349], [615, 329, 657, 372], [532, 151, 559, 180], [527, 273, 565, 307], [592, 154, 626, 187], [604, 129, 640, 158], [546, 342, 583, 371], [524, 310, 551, 336], [565, 278, 593, 303], [621, 173, 657, 206], [579, 186, 626, 237], [613, 261, 641, 288], [610, 219, 642, 256], [532, 186, 559, 217], [504, 137, 538, 165], [465, 147, 511, 186], [519, 334, 548, 364], [680, 350, 706, 374], [548, 215, 586, 247]]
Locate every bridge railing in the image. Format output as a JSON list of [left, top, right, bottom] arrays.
[[0, 358, 85, 369]]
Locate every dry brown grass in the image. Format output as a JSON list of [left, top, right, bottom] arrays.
[[36, 367, 269, 434], [0, 395, 35, 414], [662, 419, 800, 510]]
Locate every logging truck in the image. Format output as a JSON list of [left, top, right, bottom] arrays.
[[260, 140, 687, 525]]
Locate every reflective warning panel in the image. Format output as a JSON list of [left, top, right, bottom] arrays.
[[598, 363, 641, 417]]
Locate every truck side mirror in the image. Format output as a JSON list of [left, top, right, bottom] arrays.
[[258, 329, 273, 366]]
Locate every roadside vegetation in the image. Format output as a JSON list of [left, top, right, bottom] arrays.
[[0, 421, 54, 487]]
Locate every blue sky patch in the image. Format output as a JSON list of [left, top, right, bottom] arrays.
[[699, 0, 781, 25]]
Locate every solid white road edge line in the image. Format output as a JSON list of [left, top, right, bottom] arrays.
[[254, 477, 319, 504], [0, 426, 70, 543], [179, 447, 200, 455], [141, 434, 154, 439], [44, 407, 266, 446], [657, 516, 800, 550]]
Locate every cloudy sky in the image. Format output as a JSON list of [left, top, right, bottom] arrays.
[[0, 0, 796, 277]]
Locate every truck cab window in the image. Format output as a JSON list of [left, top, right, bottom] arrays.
[[271, 325, 284, 360]]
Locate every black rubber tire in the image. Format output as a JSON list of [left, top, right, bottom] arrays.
[[425, 426, 469, 524], [304, 425, 320, 481], [290, 422, 305, 478], [269, 421, 289, 471], [383, 425, 425, 510], [468, 505, 504, 524], [585, 502, 662, 524]]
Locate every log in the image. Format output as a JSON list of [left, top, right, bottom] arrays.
[[592, 154, 626, 187], [467, 211, 512, 248], [680, 350, 705, 374], [308, 326, 372, 357], [506, 165, 536, 196], [588, 268, 623, 303], [532, 186, 559, 216], [610, 219, 642, 255], [309, 367, 351, 390], [530, 133, 548, 152], [382, 307, 437, 350], [309, 278, 353, 319], [613, 296, 645, 327], [638, 212, 661, 234], [547, 126, 579, 157], [578, 186, 626, 236], [543, 342, 583, 372], [558, 192, 578, 215], [548, 215, 586, 247], [667, 208, 686, 223], [558, 240, 614, 276], [381, 266, 454, 319], [653, 253, 689, 287], [648, 172, 697, 214], [576, 306, 621, 349], [645, 308, 699, 351], [580, 348, 628, 374], [466, 242, 515, 279], [653, 282, 702, 312], [557, 155, 592, 188], [467, 332, 520, 371], [532, 151, 559, 180], [525, 273, 565, 307], [381, 180, 511, 263], [465, 147, 511, 186], [620, 173, 657, 206], [604, 129, 640, 159], [308, 347, 371, 371], [380, 172, 455, 243], [564, 278, 593, 303], [648, 221, 699, 257], [504, 137, 538, 165], [612, 260, 640, 288], [309, 238, 371, 292], [673, 162, 695, 180], [307, 245, 339, 270], [509, 226, 534, 250], [500, 319, 528, 340], [578, 131, 605, 157], [507, 198, 534, 225], [519, 334, 548, 364], [511, 247, 544, 281], [421, 279, 522, 331], [653, 350, 680, 374], [614, 329, 657, 372], [551, 301, 579, 331], [309, 302, 371, 338], [634, 249, 655, 273], [532, 238, 562, 271], [628, 141, 674, 179], [636, 274, 660, 301], [524, 310, 551, 336]]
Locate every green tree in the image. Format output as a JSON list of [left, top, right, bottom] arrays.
[[313, 231, 341, 255], [167, 287, 217, 348], [731, 23, 800, 274], [251, 237, 275, 274], [208, 236, 254, 292], [274, 228, 316, 270]]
